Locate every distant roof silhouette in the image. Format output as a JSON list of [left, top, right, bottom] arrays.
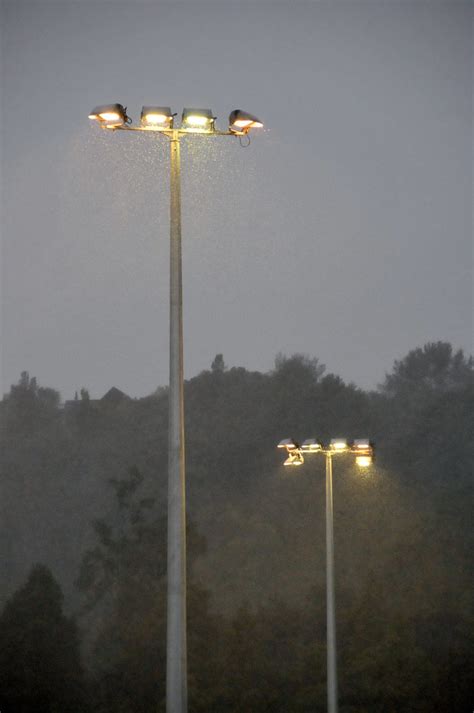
[[100, 387, 130, 403]]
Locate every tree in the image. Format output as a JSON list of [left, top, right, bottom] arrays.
[[211, 353, 226, 373], [0, 565, 86, 713], [274, 352, 325, 386], [77, 467, 213, 713], [382, 342, 472, 398], [69, 387, 97, 435], [3, 372, 60, 436], [1, 345, 473, 711], [208, 600, 326, 713]]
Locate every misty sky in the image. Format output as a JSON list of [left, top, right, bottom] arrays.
[[1, 0, 472, 399]]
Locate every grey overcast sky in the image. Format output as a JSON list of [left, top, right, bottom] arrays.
[[1, 0, 472, 399]]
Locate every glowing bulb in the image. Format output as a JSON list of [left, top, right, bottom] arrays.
[[234, 118, 263, 128], [356, 456, 372, 468], [186, 115, 209, 126], [99, 112, 121, 121], [145, 114, 168, 124], [330, 438, 349, 452]]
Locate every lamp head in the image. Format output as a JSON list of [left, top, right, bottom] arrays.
[[181, 108, 215, 131], [229, 109, 263, 133], [352, 439, 374, 467], [352, 439, 373, 450], [141, 106, 174, 128], [301, 439, 322, 452], [329, 438, 349, 452], [88, 103, 129, 127], [277, 438, 299, 450]]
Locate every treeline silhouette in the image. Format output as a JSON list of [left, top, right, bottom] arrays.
[[0, 342, 472, 712]]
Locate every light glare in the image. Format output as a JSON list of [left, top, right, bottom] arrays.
[[356, 455, 372, 468], [99, 112, 121, 121], [330, 439, 349, 451], [234, 119, 263, 128], [145, 114, 168, 124], [186, 115, 209, 126]]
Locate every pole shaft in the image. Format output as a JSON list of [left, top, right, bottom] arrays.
[[326, 454, 338, 713], [167, 134, 187, 713]]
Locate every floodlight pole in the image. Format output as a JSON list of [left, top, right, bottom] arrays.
[[325, 453, 338, 713], [167, 130, 187, 713], [88, 111, 262, 713], [166, 126, 251, 713], [278, 438, 373, 713]]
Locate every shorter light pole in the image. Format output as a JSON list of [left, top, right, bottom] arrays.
[[325, 449, 337, 713], [277, 437, 374, 713]]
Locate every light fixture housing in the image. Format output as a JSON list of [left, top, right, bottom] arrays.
[[329, 438, 349, 452], [352, 439, 374, 466], [141, 106, 174, 128], [301, 439, 322, 452], [352, 439, 372, 451], [229, 109, 263, 133], [181, 108, 215, 131], [284, 451, 304, 466], [277, 438, 299, 450], [88, 103, 128, 127]]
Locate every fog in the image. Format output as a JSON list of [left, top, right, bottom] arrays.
[[0, 2, 472, 711], [2, 1, 471, 398]]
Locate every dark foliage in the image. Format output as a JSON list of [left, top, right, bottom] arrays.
[[0, 342, 472, 711], [0, 565, 86, 713]]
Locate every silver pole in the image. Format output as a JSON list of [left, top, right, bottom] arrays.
[[326, 453, 338, 713], [166, 132, 187, 713]]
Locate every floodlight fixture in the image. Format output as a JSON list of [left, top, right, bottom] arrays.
[[352, 439, 374, 467], [352, 439, 372, 451], [301, 439, 322, 452], [277, 438, 299, 450], [355, 455, 373, 468], [88, 103, 129, 127], [181, 108, 215, 131], [284, 451, 304, 466], [329, 438, 349, 452], [229, 109, 264, 133], [141, 106, 174, 128]]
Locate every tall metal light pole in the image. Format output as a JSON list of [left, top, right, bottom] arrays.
[[167, 129, 187, 712], [88, 104, 263, 713], [325, 450, 337, 713], [277, 437, 374, 713]]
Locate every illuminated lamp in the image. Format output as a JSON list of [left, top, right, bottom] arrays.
[[181, 108, 215, 131], [229, 109, 263, 133], [141, 106, 174, 128], [88, 103, 128, 127]]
